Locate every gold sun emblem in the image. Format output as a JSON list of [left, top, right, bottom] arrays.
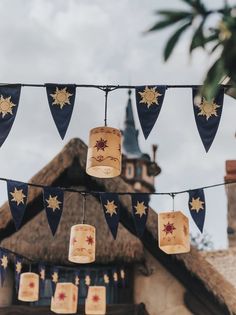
[[0, 95, 16, 118], [134, 201, 147, 218], [139, 86, 162, 108], [50, 87, 73, 109], [1, 255, 8, 269], [85, 275, 91, 286], [190, 197, 204, 213], [52, 272, 58, 283], [46, 195, 62, 212], [104, 200, 117, 216], [10, 188, 26, 206], [16, 261, 22, 274], [196, 98, 220, 120], [40, 268, 45, 280], [75, 276, 80, 286], [104, 274, 109, 284]]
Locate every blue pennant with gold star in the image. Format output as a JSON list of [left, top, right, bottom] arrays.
[[0, 249, 9, 287], [51, 266, 59, 296], [38, 263, 46, 297], [188, 189, 206, 233], [192, 88, 224, 152], [0, 85, 21, 147], [131, 194, 149, 238], [43, 187, 64, 236], [7, 180, 28, 230], [15, 256, 22, 292], [135, 85, 166, 139], [46, 83, 76, 139], [100, 193, 120, 239]]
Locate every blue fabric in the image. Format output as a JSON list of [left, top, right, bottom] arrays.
[[131, 194, 149, 238], [188, 189, 206, 233]]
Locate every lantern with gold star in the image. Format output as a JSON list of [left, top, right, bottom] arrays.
[[188, 189, 206, 232], [7, 180, 28, 230], [100, 193, 120, 239], [50, 282, 78, 314], [0, 249, 9, 287], [135, 85, 166, 139], [158, 211, 190, 254], [85, 286, 106, 315], [43, 187, 64, 236], [46, 84, 76, 139], [18, 272, 39, 302], [192, 88, 224, 152], [131, 194, 149, 237]]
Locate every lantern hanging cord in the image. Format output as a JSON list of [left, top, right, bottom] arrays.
[[104, 87, 109, 127], [81, 192, 87, 224]]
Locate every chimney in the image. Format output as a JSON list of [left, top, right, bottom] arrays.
[[225, 160, 236, 247]]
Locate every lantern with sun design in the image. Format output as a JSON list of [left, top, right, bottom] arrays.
[[158, 211, 190, 254], [18, 272, 39, 302], [86, 126, 122, 178], [85, 286, 106, 315], [68, 224, 96, 263], [51, 282, 78, 314]]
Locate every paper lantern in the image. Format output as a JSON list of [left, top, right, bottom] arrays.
[[18, 272, 39, 302], [68, 224, 96, 263], [158, 211, 190, 254], [85, 286, 106, 315], [51, 282, 78, 314], [86, 126, 122, 178]]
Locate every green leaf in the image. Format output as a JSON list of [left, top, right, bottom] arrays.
[[189, 19, 205, 52], [157, 10, 193, 22], [149, 20, 181, 32], [164, 21, 192, 61]]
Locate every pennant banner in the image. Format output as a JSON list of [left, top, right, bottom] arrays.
[[39, 263, 46, 297], [131, 194, 149, 237], [135, 85, 166, 139], [0, 249, 8, 287], [7, 180, 28, 230], [188, 189, 206, 233], [15, 256, 23, 292], [43, 187, 64, 236], [192, 88, 224, 152], [46, 84, 76, 139], [51, 266, 59, 295], [100, 193, 120, 239]]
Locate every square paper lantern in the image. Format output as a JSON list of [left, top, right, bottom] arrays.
[[68, 224, 96, 263], [85, 286, 106, 315], [86, 126, 122, 178], [51, 282, 78, 314], [158, 211, 190, 254], [18, 272, 39, 302]]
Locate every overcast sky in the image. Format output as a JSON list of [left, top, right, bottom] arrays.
[[0, 0, 235, 249]]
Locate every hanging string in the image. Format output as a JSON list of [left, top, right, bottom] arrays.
[[81, 193, 87, 224], [104, 88, 109, 127]]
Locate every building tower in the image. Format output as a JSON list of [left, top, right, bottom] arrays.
[[121, 90, 161, 193]]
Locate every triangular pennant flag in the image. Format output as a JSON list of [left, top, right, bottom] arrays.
[[38, 263, 46, 297], [51, 266, 59, 296], [7, 180, 28, 230], [135, 85, 166, 139], [43, 187, 64, 236], [131, 194, 149, 237], [45, 83, 76, 139], [15, 256, 23, 292], [100, 193, 120, 239], [188, 189, 206, 233], [0, 85, 21, 147], [0, 249, 9, 287], [192, 88, 224, 152]]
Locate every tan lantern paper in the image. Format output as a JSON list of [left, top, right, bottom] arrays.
[[158, 211, 190, 254], [18, 272, 39, 302], [51, 282, 78, 314], [68, 224, 96, 263], [86, 126, 122, 178], [85, 286, 106, 315]]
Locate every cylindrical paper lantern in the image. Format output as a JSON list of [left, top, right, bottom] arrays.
[[158, 211, 190, 254], [51, 282, 78, 314], [18, 272, 39, 302], [68, 224, 96, 263], [86, 126, 122, 178], [85, 286, 106, 315]]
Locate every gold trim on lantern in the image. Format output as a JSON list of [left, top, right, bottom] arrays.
[[86, 126, 122, 178], [51, 282, 78, 314], [18, 272, 39, 302], [68, 224, 96, 264], [85, 286, 106, 315], [158, 211, 190, 254]]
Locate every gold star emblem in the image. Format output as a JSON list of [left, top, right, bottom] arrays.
[[0, 95, 16, 118], [134, 201, 147, 218], [40, 268, 45, 280], [104, 200, 117, 216], [16, 261, 22, 274], [10, 187, 26, 206], [1, 255, 8, 269], [120, 269, 125, 279], [50, 87, 73, 109], [113, 272, 118, 282], [104, 274, 109, 284], [196, 98, 220, 120], [75, 276, 80, 286], [190, 197, 204, 213], [46, 195, 62, 212], [85, 275, 91, 286], [139, 86, 162, 108], [52, 272, 58, 283]]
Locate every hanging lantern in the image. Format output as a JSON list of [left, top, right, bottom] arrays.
[[86, 126, 122, 178], [68, 224, 96, 263], [85, 286, 106, 315], [158, 211, 190, 254], [18, 272, 39, 302], [51, 282, 78, 314]]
